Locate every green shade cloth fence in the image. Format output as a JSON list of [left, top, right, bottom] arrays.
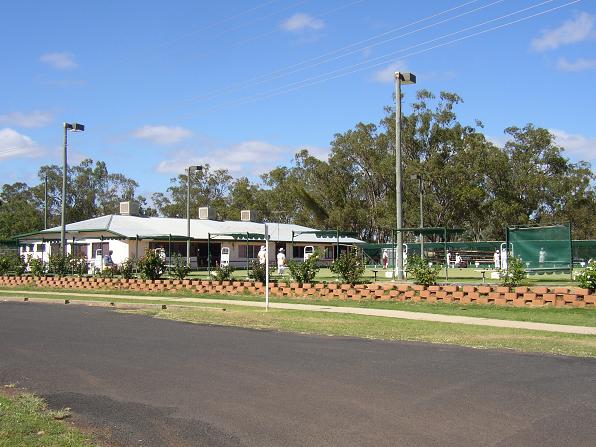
[[507, 224, 572, 272]]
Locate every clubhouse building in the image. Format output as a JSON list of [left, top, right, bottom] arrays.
[[17, 202, 362, 269]]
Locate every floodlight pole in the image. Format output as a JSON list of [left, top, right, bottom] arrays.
[[61, 122, 84, 255], [186, 165, 203, 268], [265, 223, 269, 311], [394, 72, 415, 280], [44, 172, 48, 230]]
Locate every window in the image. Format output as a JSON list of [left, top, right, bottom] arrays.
[[91, 242, 109, 258], [239, 245, 260, 259], [292, 246, 305, 259], [72, 244, 88, 258], [35, 244, 46, 253]]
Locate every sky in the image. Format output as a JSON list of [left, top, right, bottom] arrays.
[[1, 0, 595, 199]]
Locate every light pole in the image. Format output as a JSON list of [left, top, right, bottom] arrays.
[[411, 173, 424, 258], [187, 165, 203, 268], [44, 172, 48, 230], [394, 71, 415, 280], [61, 122, 84, 255]]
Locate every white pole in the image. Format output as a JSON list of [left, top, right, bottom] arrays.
[[264, 223, 269, 311]]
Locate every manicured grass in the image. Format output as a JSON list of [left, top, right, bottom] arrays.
[[0, 391, 97, 447], [124, 305, 596, 358], [1, 286, 595, 327]]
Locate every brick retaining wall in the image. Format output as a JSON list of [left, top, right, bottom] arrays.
[[0, 275, 593, 308]]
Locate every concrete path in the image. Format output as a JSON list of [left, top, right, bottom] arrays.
[[1, 289, 595, 335]]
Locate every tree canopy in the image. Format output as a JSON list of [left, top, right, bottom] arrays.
[[1, 90, 594, 241]]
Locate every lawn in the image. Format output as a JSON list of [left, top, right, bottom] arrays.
[[123, 305, 596, 358], [1, 286, 595, 327], [0, 390, 97, 447]]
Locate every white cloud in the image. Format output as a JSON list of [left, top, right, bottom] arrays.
[[280, 13, 325, 32], [157, 140, 292, 176], [304, 145, 330, 161], [132, 125, 192, 145], [557, 57, 596, 72], [0, 111, 53, 128], [550, 129, 596, 162], [0, 128, 44, 160], [531, 12, 594, 51], [372, 61, 408, 83], [39, 52, 78, 70], [486, 135, 507, 148]]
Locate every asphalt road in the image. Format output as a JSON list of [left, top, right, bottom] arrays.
[[0, 302, 595, 447]]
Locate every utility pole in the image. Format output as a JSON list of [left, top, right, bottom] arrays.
[[186, 165, 203, 268], [394, 72, 416, 280], [60, 122, 84, 255], [44, 172, 48, 230]]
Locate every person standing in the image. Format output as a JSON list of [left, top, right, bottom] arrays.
[[494, 249, 501, 269], [103, 250, 114, 266], [277, 248, 286, 275], [539, 247, 546, 266], [257, 246, 267, 265], [455, 253, 462, 268], [382, 249, 389, 269]]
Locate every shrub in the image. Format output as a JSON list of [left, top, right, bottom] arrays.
[[171, 254, 190, 280], [499, 256, 527, 288], [406, 255, 442, 286], [287, 250, 320, 284], [0, 254, 12, 275], [11, 254, 27, 276], [28, 257, 47, 277], [248, 259, 274, 283], [577, 260, 596, 292], [49, 253, 70, 276], [213, 265, 235, 281], [330, 247, 365, 285], [99, 265, 119, 278], [69, 256, 89, 277], [137, 249, 166, 280], [120, 257, 136, 280]]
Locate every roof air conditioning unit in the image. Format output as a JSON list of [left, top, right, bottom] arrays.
[[240, 210, 258, 222], [198, 206, 216, 220], [120, 201, 140, 216]]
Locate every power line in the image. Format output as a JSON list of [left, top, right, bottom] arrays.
[[177, 0, 580, 117], [0, 148, 31, 156], [192, 0, 369, 60], [147, 0, 282, 52], [165, 0, 490, 110], [191, 0, 506, 101]]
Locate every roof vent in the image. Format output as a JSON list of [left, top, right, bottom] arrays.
[[120, 201, 140, 216], [240, 210, 258, 222], [198, 206, 216, 220]]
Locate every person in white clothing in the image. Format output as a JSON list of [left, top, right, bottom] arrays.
[[494, 249, 500, 269], [539, 247, 546, 265], [382, 249, 389, 269], [276, 248, 286, 275], [455, 253, 462, 267], [257, 246, 267, 265]]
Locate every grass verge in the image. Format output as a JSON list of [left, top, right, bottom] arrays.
[[122, 305, 596, 358], [0, 390, 97, 447], [1, 285, 595, 327]]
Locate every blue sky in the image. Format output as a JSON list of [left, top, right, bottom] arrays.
[[1, 0, 595, 199]]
